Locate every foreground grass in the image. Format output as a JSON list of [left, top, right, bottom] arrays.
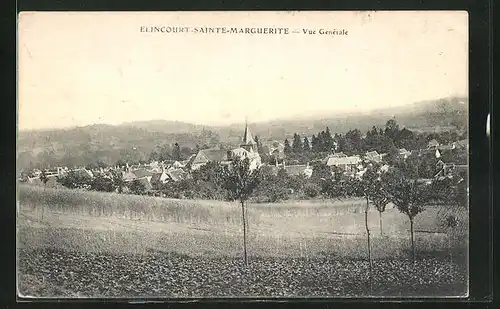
[[18, 184, 468, 237], [17, 185, 468, 297]]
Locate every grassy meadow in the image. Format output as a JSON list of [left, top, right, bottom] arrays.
[[17, 184, 469, 297]]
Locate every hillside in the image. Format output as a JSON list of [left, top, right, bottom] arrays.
[[17, 96, 467, 170], [17, 124, 221, 170], [205, 96, 467, 143]]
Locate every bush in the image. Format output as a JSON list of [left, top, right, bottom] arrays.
[[303, 183, 321, 198], [128, 179, 146, 195], [90, 176, 115, 192], [56, 171, 92, 190]]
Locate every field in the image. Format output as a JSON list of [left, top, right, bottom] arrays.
[[17, 185, 468, 298]]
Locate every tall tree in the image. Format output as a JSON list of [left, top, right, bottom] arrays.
[[345, 129, 363, 153], [303, 137, 311, 152], [292, 133, 303, 153], [384, 118, 400, 142], [284, 139, 292, 155], [217, 157, 261, 267], [311, 134, 318, 152], [325, 127, 334, 151], [172, 143, 182, 161], [254, 135, 262, 153], [395, 128, 416, 150]]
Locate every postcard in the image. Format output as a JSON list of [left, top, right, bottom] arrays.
[[17, 11, 469, 298]]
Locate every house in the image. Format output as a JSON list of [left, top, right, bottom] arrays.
[[283, 163, 313, 178], [32, 169, 42, 177], [428, 139, 440, 149], [452, 139, 469, 150], [122, 170, 137, 182], [438, 144, 455, 151], [191, 148, 230, 170], [326, 155, 362, 173], [172, 161, 185, 169], [379, 164, 390, 174], [132, 168, 155, 182], [266, 162, 313, 178], [332, 152, 347, 158], [412, 148, 441, 159], [181, 155, 195, 166], [262, 140, 285, 155], [167, 168, 188, 182], [322, 152, 347, 164], [76, 168, 94, 178], [398, 148, 411, 159], [150, 169, 170, 186], [137, 177, 153, 192], [364, 151, 382, 163], [27, 174, 63, 188]]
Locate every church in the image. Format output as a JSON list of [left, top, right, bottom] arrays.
[[190, 122, 262, 171], [227, 122, 262, 171]]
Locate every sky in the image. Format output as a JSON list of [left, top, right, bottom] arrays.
[[18, 11, 468, 131]]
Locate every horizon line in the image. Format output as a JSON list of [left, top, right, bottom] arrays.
[[18, 95, 468, 133]]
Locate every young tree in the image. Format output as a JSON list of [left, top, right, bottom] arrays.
[[217, 157, 260, 266], [371, 182, 390, 236], [39, 170, 49, 220], [356, 167, 380, 292], [383, 168, 430, 262]]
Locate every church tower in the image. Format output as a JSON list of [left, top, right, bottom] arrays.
[[240, 120, 256, 152]]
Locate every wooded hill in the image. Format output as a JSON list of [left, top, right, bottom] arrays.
[[17, 96, 467, 170]]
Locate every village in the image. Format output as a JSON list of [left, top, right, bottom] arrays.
[[19, 120, 468, 200]]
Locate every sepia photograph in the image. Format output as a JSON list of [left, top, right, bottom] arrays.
[[17, 11, 469, 298]]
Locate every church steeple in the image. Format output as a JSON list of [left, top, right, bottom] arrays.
[[240, 119, 256, 152]]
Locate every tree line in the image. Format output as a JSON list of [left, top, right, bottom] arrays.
[[273, 119, 466, 165]]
